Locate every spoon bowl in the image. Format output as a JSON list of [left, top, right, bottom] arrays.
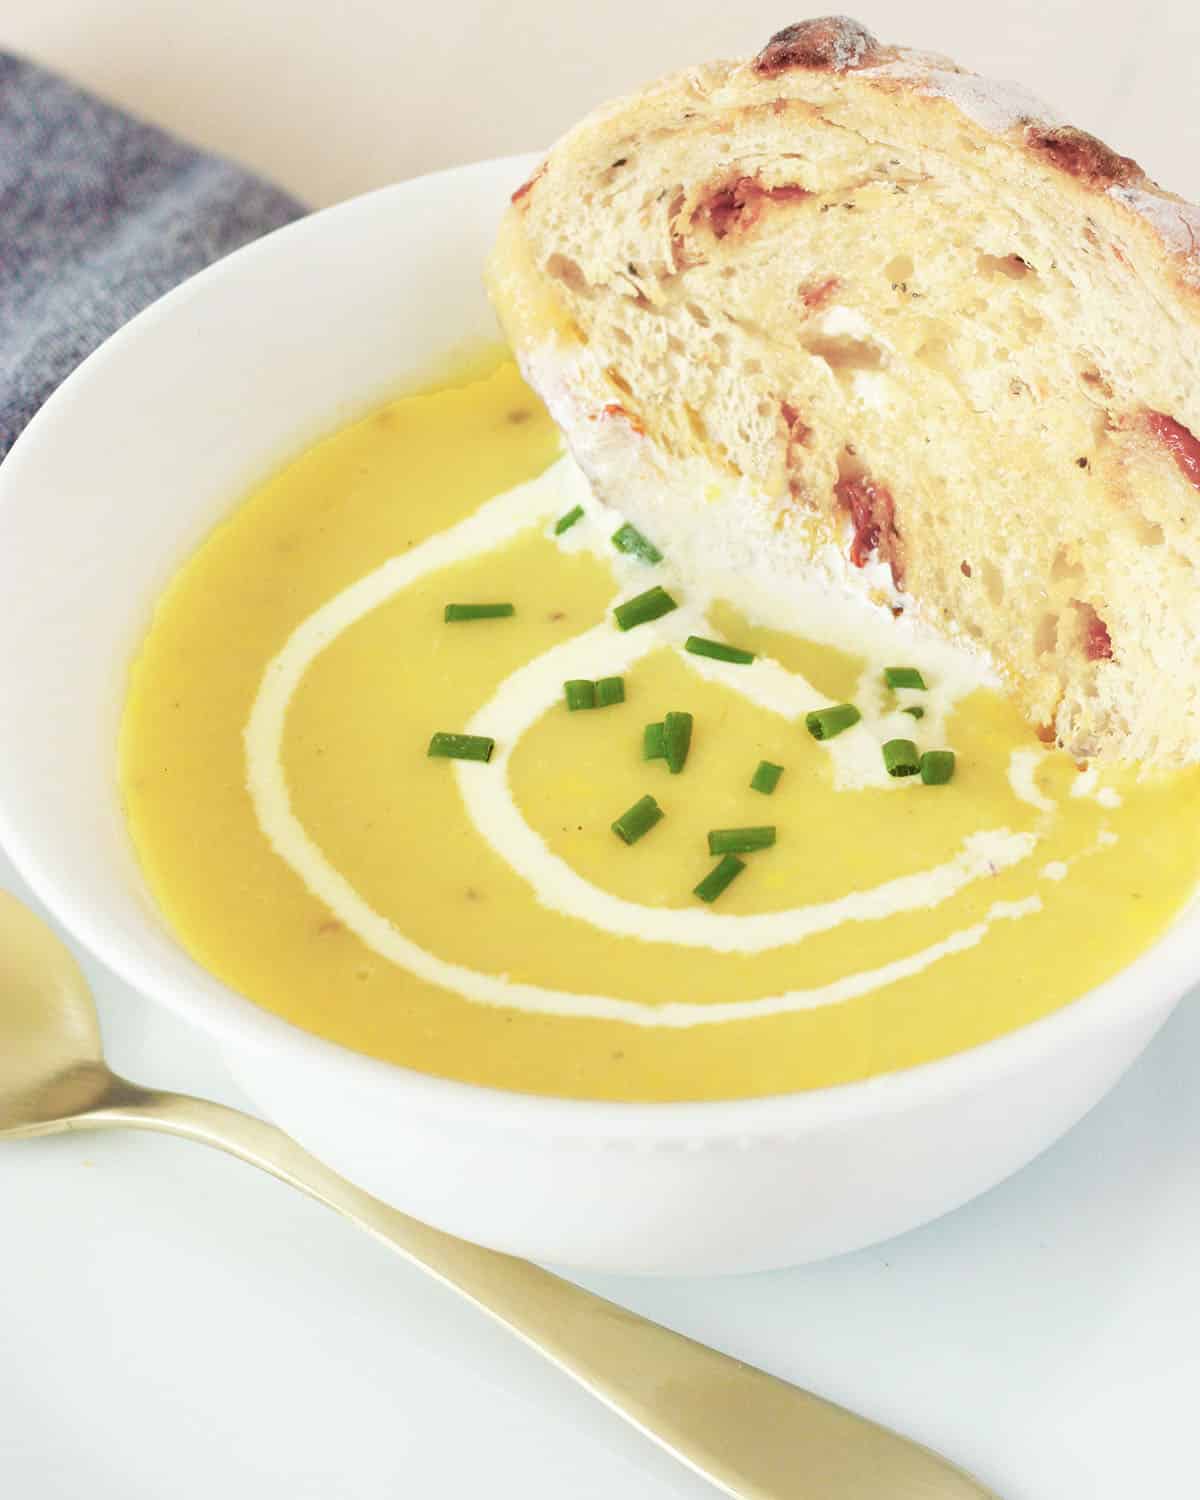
[[0, 891, 114, 1136]]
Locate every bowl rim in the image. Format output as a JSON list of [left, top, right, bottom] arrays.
[[1, 152, 1196, 1144]]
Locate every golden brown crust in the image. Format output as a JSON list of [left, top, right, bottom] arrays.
[[1024, 125, 1142, 188], [754, 16, 880, 76]]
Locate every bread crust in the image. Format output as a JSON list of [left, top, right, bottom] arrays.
[[509, 16, 1200, 294], [753, 16, 880, 74]]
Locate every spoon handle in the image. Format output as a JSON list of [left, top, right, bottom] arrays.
[[82, 1076, 996, 1500]]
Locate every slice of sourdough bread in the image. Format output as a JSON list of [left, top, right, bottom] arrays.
[[486, 15, 1200, 765]]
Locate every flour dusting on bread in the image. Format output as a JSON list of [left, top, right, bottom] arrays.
[[487, 15, 1200, 765]]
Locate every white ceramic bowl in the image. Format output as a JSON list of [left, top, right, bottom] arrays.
[[1, 155, 1197, 1275]]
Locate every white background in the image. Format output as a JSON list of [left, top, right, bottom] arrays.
[[3, 2, 1200, 1496]]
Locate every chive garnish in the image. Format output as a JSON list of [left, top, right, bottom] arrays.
[[428, 732, 494, 762], [708, 826, 776, 855], [882, 738, 921, 777], [554, 505, 584, 535], [902, 705, 925, 720], [805, 703, 861, 741], [612, 794, 664, 845], [566, 677, 624, 710], [750, 760, 784, 794], [920, 749, 956, 785], [643, 722, 666, 760], [885, 667, 927, 690], [694, 853, 745, 904], [444, 602, 514, 622], [685, 635, 755, 665], [664, 711, 693, 775], [614, 586, 678, 631], [611, 522, 663, 565]]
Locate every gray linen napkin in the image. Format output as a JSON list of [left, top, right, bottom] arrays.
[[0, 53, 305, 460]]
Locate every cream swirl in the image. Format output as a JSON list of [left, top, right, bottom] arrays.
[[244, 458, 1056, 1026]]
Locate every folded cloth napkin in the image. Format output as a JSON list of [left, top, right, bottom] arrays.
[[0, 53, 304, 461]]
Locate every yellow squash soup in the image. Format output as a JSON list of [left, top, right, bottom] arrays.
[[121, 361, 1200, 1101]]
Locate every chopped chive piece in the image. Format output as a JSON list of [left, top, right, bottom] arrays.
[[643, 722, 666, 760], [902, 705, 925, 720], [554, 505, 585, 535], [565, 677, 624, 710], [708, 826, 776, 855], [428, 732, 494, 762], [612, 794, 664, 845], [685, 635, 755, 665], [750, 760, 784, 795], [805, 703, 861, 741], [611, 522, 663, 565], [921, 749, 956, 785], [444, 602, 515, 622], [663, 711, 693, 775], [885, 666, 927, 690], [882, 738, 921, 778], [614, 586, 678, 631], [694, 853, 746, 904]]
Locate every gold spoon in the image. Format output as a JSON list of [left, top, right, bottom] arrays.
[[0, 889, 999, 1499]]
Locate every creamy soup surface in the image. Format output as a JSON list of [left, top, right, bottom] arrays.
[[121, 359, 1200, 1101]]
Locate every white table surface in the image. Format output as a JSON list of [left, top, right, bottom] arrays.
[[3, 3, 1200, 1496]]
